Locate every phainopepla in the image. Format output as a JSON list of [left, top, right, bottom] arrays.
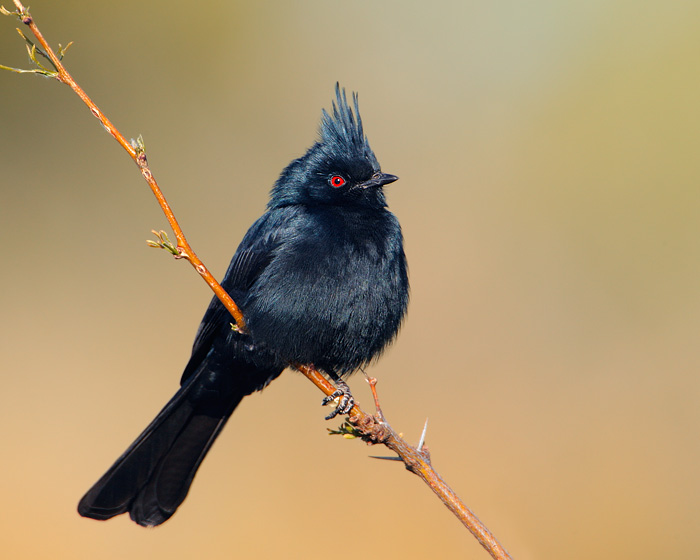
[[77, 84, 409, 527]]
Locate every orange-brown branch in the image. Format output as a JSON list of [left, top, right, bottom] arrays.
[[8, 0, 247, 332], [295, 364, 512, 560], [5, 4, 512, 558]]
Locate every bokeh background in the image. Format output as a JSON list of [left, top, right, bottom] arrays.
[[1, 1, 699, 558]]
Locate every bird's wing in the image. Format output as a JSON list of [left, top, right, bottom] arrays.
[[180, 211, 290, 384]]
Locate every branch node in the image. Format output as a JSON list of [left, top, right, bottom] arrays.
[[401, 453, 422, 475], [0, 3, 30, 23], [348, 413, 391, 445], [419, 446, 432, 466]]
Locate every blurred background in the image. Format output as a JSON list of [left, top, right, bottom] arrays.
[[1, 1, 699, 558]]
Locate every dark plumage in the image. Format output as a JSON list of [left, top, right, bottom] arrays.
[[77, 84, 409, 526]]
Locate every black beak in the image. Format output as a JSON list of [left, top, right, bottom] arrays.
[[360, 172, 399, 189]]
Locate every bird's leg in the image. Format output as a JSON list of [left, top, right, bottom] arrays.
[[322, 371, 355, 420]]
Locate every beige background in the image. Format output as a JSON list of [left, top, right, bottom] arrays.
[[1, 1, 699, 558]]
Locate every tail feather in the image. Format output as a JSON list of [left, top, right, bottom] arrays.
[[78, 373, 243, 527]]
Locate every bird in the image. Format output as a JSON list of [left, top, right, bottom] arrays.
[[77, 84, 409, 527]]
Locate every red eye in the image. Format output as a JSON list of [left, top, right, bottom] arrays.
[[330, 175, 346, 188]]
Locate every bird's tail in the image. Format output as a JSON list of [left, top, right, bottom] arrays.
[[77, 367, 244, 527]]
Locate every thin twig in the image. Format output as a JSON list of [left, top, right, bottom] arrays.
[[3, 0, 246, 332], [365, 372, 386, 421], [2, 5, 513, 559]]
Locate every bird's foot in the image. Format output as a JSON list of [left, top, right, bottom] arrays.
[[322, 379, 355, 420]]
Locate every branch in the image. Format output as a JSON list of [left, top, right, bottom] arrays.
[[299, 365, 512, 559], [1, 4, 512, 559], [0, 0, 247, 332]]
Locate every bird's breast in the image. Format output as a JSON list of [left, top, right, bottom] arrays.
[[243, 207, 408, 374]]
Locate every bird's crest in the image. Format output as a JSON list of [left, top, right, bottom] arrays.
[[319, 83, 379, 169], [267, 84, 383, 209]]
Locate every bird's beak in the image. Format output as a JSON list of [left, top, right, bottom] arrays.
[[360, 172, 399, 189]]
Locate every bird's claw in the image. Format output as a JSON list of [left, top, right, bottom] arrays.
[[322, 380, 355, 420]]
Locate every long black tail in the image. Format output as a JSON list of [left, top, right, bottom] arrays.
[[77, 368, 245, 527]]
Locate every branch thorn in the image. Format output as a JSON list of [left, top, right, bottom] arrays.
[[417, 418, 429, 451], [369, 455, 403, 461]]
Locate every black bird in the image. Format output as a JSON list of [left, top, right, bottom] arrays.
[[78, 84, 409, 527]]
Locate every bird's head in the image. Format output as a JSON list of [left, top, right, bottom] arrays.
[[268, 84, 398, 210]]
